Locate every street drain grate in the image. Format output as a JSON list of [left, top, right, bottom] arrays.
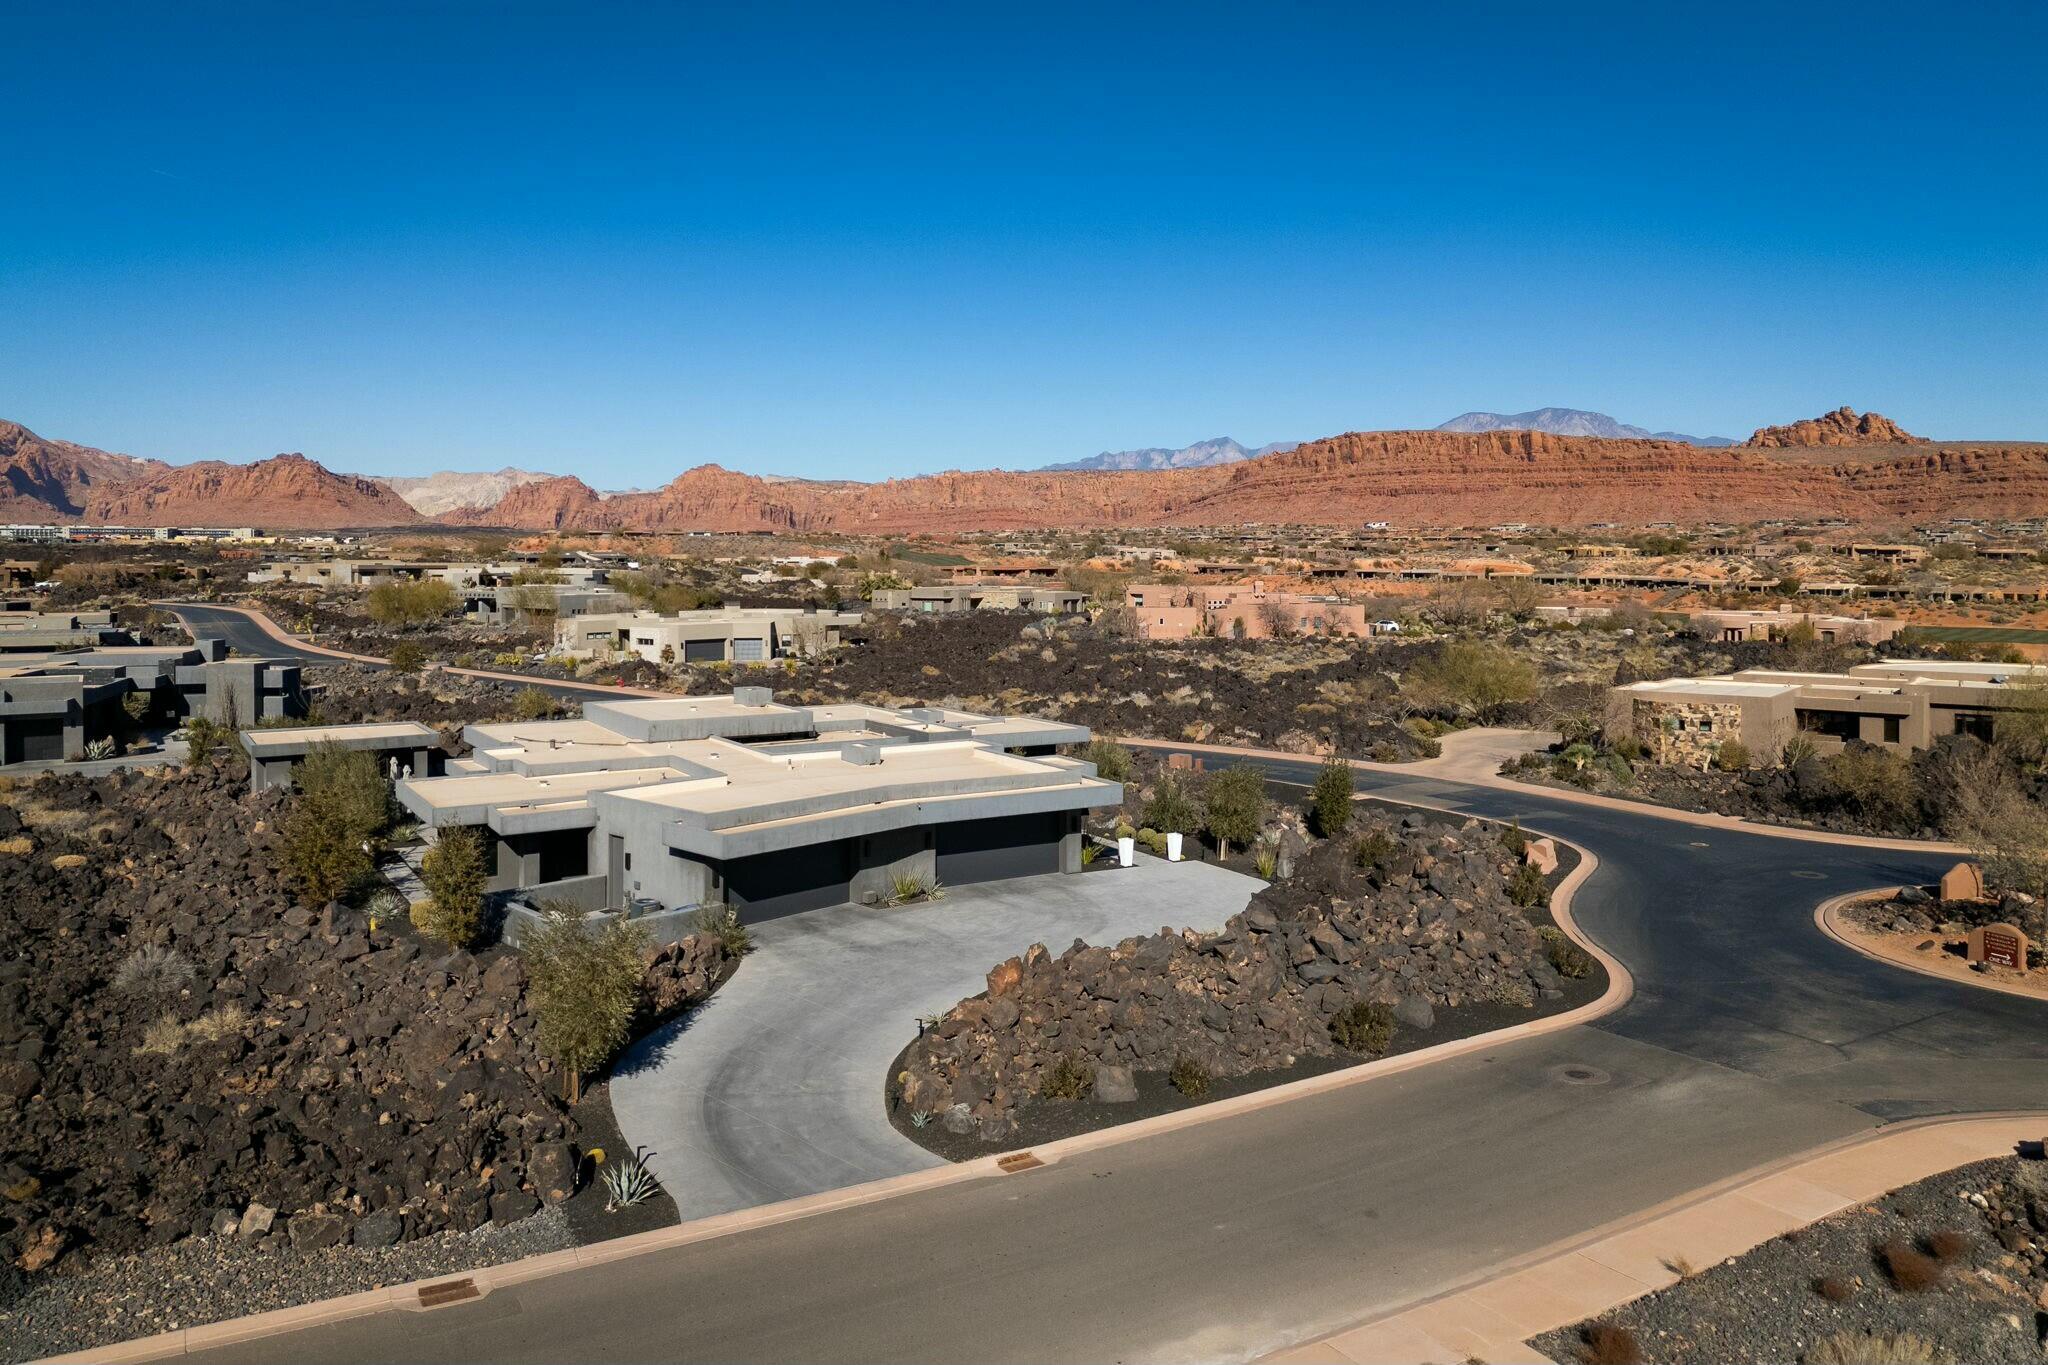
[[417, 1278, 481, 1309], [997, 1152, 1045, 1173], [1552, 1064, 1611, 1087]]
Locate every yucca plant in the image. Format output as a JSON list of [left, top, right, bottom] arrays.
[[601, 1145, 662, 1212]]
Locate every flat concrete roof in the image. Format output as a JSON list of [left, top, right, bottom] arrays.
[[1625, 677, 1795, 699], [240, 721, 440, 757]]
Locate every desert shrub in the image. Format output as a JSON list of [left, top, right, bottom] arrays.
[[1541, 926, 1593, 978], [1169, 1055, 1210, 1098], [83, 736, 116, 760], [365, 578, 457, 627], [1310, 756, 1354, 837], [1602, 751, 1634, 785], [1713, 739, 1751, 772], [1819, 745, 1919, 829], [183, 716, 234, 764], [1403, 640, 1539, 717], [1554, 742, 1601, 787], [1203, 764, 1267, 858], [1805, 1331, 1948, 1365], [1353, 828, 1398, 871], [135, 1016, 188, 1057], [1079, 841, 1100, 866], [1922, 1228, 1971, 1262], [1936, 743, 2048, 907], [1508, 862, 1550, 909], [280, 744, 390, 907], [688, 903, 754, 956], [1041, 1055, 1094, 1100], [889, 870, 944, 904], [1489, 978, 1536, 1008], [1141, 775, 1201, 836], [1575, 1323, 1644, 1365], [493, 651, 525, 669], [1781, 733, 1819, 768], [1812, 1275, 1855, 1302], [1254, 840, 1279, 879], [387, 641, 427, 673], [1876, 1238, 1942, 1292], [1499, 819, 1527, 856], [514, 687, 561, 721], [1113, 819, 1135, 841], [1328, 1001, 1394, 1054], [111, 945, 195, 1000], [523, 900, 650, 1103], [185, 1003, 248, 1042], [1086, 738, 1133, 784], [1609, 735, 1645, 762], [414, 825, 488, 948]]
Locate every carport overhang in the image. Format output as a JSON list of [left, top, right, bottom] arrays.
[[662, 775, 1122, 860]]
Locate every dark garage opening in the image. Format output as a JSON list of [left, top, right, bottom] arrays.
[[935, 812, 1062, 886], [720, 840, 853, 922]]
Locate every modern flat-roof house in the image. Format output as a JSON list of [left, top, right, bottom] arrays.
[[1621, 659, 2048, 767], [392, 689, 1118, 924], [0, 640, 305, 763], [869, 583, 1087, 614], [1125, 581, 1373, 640], [242, 721, 445, 793], [553, 607, 863, 664]]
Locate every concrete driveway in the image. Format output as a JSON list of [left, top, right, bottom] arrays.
[[610, 856, 1261, 1219]]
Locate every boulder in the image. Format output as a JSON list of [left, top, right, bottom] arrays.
[[529, 1142, 579, 1205], [238, 1203, 276, 1238], [286, 1212, 347, 1252], [490, 1190, 541, 1226], [1093, 1065, 1138, 1103], [1392, 995, 1435, 1030], [352, 1208, 405, 1247]]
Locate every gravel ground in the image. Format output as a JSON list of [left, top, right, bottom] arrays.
[[0, 1207, 574, 1364], [1533, 1156, 2046, 1365]]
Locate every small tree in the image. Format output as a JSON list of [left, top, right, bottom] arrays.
[[388, 641, 427, 673], [415, 825, 488, 948], [366, 579, 457, 627], [279, 744, 389, 906], [1086, 738, 1133, 784], [1141, 773, 1201, 836], [1255, 598, 1297, 638], [523, 900, 649, 1104], [1310, 756, 1354, 837], [1203, 764, 1267, 860]]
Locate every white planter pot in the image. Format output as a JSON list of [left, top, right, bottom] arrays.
[[1166, 832, 1184, 862], [1117, 836, 1135, 868]]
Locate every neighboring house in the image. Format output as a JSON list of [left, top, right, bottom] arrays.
[[554, 607, 862, 664], [390, 689, 1118, 925], [1123, 581, 1372, 640], [1621, 659, 2048, 766], [869, 583, 1087, 614], [0, 639, 305, 764], [242, 721, 445, 793]]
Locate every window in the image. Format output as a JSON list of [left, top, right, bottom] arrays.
[[1795, 709, 1859, 741], [1953, 712, 1996, 743], [1881, 715, 1901, 744]]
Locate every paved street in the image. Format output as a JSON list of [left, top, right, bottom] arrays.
[[610, 857, 1259, 1220], [186, 744, 2048, 1365]]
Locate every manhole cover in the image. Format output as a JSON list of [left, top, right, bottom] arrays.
[[1791, 870, 1826, 880], [1550, 1064, 1611, 1087]]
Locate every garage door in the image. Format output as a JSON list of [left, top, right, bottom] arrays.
[[720, 841, 853, 922], [935, 813, 1062, 887], [733, 637, 766, 662], [682, 638, 723, 663], [8, 716, 65, 763]]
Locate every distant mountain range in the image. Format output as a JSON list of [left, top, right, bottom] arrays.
[[1436, 408, 1737, 446], [1039, 437, 1299, 472]]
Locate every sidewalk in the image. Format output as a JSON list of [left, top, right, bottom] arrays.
[[1266, 1113, 2048, 1365]]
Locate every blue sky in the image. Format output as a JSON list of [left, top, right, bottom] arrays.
[[3, 2, 2043, 485]]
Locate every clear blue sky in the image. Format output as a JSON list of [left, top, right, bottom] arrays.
[[3, 1, 2043, 484]]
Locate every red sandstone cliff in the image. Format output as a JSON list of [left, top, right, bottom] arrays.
[[1748, 406, 1928, 448], [83, 453, 423, 528], [0, 421, 165, 520]]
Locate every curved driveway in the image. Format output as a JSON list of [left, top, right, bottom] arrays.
[[184, 742, 2048, 1365]]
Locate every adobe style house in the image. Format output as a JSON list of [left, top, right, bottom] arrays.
[[1621, 659, 2048, 767], [1124, 581, 1371, 640], [390, 689, 1119, 923], [553, 606, 862, 664], [868, 583, 1086, 614]]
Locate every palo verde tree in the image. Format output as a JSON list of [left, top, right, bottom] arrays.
[[1310, 755, 1355, 837], [522, 900, 650, 1104], [1203, 764, 1268, 861]]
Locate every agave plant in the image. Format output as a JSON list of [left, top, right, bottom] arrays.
[[909, 1109, 934, 1130], [601, 1145, 662, 1212]]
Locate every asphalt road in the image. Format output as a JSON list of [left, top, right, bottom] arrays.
[[185, 747, 2048, 1365], [157, 601, 652, 705]]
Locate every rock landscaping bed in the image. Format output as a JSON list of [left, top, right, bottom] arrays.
[[1835, 886, 2047, 995], [0, 759, 734, 1356], [890, 802, 1598, 1150], [1534, 1154, 2048, 1365]]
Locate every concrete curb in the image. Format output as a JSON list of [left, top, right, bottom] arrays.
[[1266, 1109, 2048, 1364], [1815, 888, 2048, 1004], [32, 825, 1619, 1364], [1118, 734, 1971, 856]]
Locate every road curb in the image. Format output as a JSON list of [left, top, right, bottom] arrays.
[[1816, 888, 2048, 1004], [32, 823, 1619, 1363], [1266, 1109, 2048, 1364]]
